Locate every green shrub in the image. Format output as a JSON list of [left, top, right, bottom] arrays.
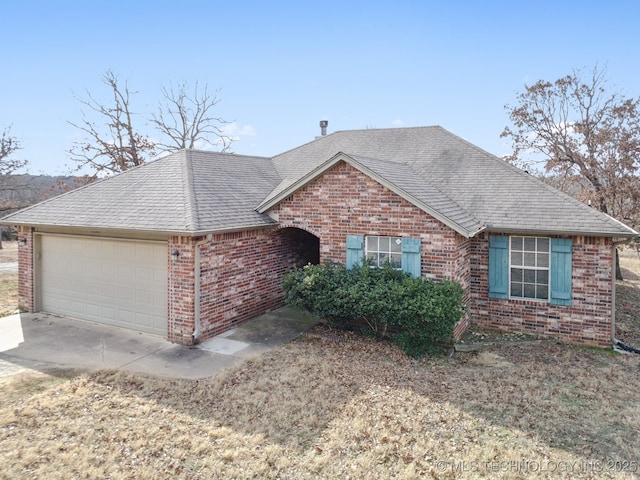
[[283, 262, 354, 328], [283, 262, 465, 357]]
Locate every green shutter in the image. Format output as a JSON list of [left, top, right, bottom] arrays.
[[346, 235, 364, 269], [488, 235, 509, 299], [401, 237, 421, 278], [550, 238, 572, 306]]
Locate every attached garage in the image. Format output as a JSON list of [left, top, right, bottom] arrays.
[[37, 235, 168, 336]]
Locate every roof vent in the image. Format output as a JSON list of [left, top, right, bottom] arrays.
[[319, 120, 328, 136]]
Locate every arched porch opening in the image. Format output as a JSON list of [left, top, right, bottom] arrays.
[[275, 227, 320, 269]]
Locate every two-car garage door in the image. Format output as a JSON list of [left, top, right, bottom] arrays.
[[38, 235, 168, 336]]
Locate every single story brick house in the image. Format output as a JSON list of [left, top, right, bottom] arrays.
[[2, 126, 637, 347]]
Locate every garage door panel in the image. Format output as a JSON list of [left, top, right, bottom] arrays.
[[135, 266, 154, 282], [86, 282, 100, 296], [40, 236, 168, 336], [135, 289, 151, 305]]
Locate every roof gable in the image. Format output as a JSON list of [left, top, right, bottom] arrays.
[[258, 152, 485, 237]]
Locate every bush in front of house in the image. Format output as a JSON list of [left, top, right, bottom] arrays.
[[283, 262, 465, 357]]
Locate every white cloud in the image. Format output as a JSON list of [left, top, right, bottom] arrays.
[[391, 119, 405, 127], [221, 122, 257, 140]]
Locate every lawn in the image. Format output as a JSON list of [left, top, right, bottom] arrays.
[[0, 241, 17, 317], [0, 246, 639, 479]]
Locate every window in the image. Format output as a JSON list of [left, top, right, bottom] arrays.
[[345, 235, 421, 277], [509, 236, 549, 300], [488, 235, 572, 306], [366, 236, 402, 268]]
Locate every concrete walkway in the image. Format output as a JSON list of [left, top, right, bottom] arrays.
[[0, 306, 319, 380], [0, 262, 17, 274]]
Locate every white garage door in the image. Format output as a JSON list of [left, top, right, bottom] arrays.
[[39, 235, 168, 335]]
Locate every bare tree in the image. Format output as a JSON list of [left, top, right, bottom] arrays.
[[502, 66, 640, 279], [0, 127, 29, 248], [68, 70, 156, 178], [0, 127, 27, 176], [150, 82, 233, 153]]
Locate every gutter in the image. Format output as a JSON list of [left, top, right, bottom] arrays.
[[611, 236, 639, 352], [482, 226, 638, 239], [192, 234, 211, 342], [0, 221, 278, 238]]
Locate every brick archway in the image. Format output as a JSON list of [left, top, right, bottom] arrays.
[[274, 226, 320, 267]]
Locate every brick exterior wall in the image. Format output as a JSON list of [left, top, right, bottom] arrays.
[[168, 236, 197, 344], [452, 235, 472, 339], [272, 161, 461, 281], [17, 226, 34, 313], [196, 229, 293, 340], [168, 228, 305, 344], [468, 233, 613, 347]]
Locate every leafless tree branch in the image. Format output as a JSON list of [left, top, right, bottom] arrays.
[[150, 82, 234, 153], [67, 70, 156, 177], [502, 65, 640, 230]]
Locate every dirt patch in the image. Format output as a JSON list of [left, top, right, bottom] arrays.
[[469, 350, 514, 368]]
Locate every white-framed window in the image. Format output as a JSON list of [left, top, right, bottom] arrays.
[[346, 235, 422, 277], [365, 235, 403, 268], [509, 236, 550, 300], [489, 235, 571, 306]]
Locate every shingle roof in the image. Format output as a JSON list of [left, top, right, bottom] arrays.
[[266, 126, 637, 237], [1, 150, 280, 234], [2, 126, 637, 238]]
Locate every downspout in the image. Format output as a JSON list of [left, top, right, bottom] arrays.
[[193, 234, 211, 342], [611, 237, 640, 353]]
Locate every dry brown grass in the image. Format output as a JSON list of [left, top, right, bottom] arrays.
[[0, 246, 639, 478], [0, 272, 18, 317], [0, 241, 17, 263], [1, 339, 639, 479], [0, 241, 18, 317], [616, 248, 640, 347]]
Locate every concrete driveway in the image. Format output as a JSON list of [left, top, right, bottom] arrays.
[[0, 306, 318, 380]]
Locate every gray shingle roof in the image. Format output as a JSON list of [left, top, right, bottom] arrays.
[[266, 126, 637, 237], [1, 150, 280, 234], [2, 126, 637, 238]]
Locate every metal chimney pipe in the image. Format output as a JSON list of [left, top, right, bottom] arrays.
[[319, 120, 328, 136]]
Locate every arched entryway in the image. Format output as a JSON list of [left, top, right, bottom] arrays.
[[275, 227, 320, 268]]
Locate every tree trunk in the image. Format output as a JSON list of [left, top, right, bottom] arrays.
[[615, 248, 623, 281]]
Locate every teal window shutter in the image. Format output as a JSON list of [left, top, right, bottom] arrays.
[[401, 237, 421, 278], [488, 235, 509, 299], [346, 235, 364, 269], [550, 238, 572, 306]]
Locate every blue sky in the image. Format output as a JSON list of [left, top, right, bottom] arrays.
[[2, 0, 639, 174]]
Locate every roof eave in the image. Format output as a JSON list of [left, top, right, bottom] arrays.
[[483, 225, 638, 238], [1, 220, 278, 238]]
